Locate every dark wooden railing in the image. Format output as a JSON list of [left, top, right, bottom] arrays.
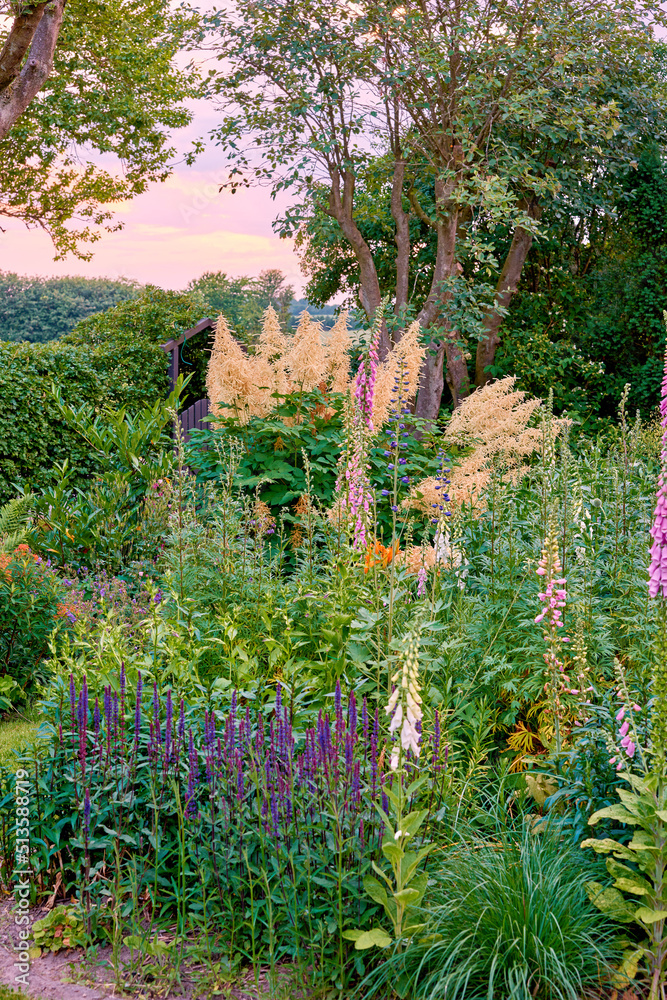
[[179, 397, 210, 443]]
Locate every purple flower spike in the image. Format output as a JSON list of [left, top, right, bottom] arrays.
[[69, 674, 76, 732], [348, 691, 357, 738], [134, 673, 142, 746], [83, 788, 91, 840], [165, 689, 173, 765], [178, 698, 185, 742]]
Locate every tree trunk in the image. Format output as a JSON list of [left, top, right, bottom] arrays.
[[326, 168, 391, 358], [475, 201, 541, 386], [391, 158, 411, 327], [0, 1, 66, 141], [414, 345, 445, 420], [415, 176, 469, 415]]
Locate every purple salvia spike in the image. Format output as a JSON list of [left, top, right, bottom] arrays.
[[362, 696, 369, 744], [120, 662, 126, 723], [245, 704, 251, 746], [104, 686, 111, 732], [134, 676, 142, 748], [270, 789, 279, 837], [352, 761, 361, 808], [348, 691, 357, 739], [359, 817, 365, 850], [69, 674, 76, 733], [93, 697, 100, 742], [275, 683, 282, 716], [178, 698, 185, 742], [236, 748, 243, 802], [165, 689, 173, 765], [345, 732, 353, 773], [334, 680, 343, 740], [82, 676, 88, 721]]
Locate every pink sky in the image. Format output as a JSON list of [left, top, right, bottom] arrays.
[[0, 100, 306, 293]]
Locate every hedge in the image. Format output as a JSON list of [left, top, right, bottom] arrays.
[[0, 340, 168, 503]]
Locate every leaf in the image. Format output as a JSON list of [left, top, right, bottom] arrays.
[[615, 946, 645, 986], [585, 881, 637, 923], [635, 907, 667, 924], [381, 842, 404, 864], [371, 861, 394, 889], [580, 838, 637, 862], [350, 928, 392, 950], [607, 859, 653, 896], [393, 887, 421, 906], [363, 875, 388, 906], [402, 809, 428, 839], [588, 804, 640, 826], [342, 929, 363, 941]]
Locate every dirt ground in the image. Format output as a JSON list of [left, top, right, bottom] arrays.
[[0, 901, 295, 1000]]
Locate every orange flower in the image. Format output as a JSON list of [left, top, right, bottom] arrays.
[[0, 553, 11, 581], [363, 540, 399, 573]]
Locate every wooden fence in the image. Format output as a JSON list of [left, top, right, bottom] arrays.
[[178, 397, 210, 443]]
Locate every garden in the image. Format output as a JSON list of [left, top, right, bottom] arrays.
[[1, 299, 667, 999]]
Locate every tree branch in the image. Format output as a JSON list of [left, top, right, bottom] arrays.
[[0, 2, 49, 94], [0, 0, 67, 141]]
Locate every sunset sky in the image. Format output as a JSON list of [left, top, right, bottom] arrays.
[[1, 97, 306, 293]]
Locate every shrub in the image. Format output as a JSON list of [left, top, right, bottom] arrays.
[[0, 545, 74, 700], [0, 340, 168, 504]]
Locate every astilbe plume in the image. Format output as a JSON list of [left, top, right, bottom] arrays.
[[371, 321, 425, 429], [327, 311, 352, 394], [288, 310, 328, 392], [405, 377, 545, 514], [207, 307, 353, 425]]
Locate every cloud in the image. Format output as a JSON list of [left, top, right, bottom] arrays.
[[1, 174, 304, 290]]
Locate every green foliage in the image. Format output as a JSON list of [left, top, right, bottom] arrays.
[[188, 389, 444, 536], [32, 905, 87, 953], [0, 337, 169, 504], [186, 269, 295, 345], [29, 385, 184, 573], [0, 547, 73, 701], [0, 495, 33, 552], [345, 776, 432, 950], [65, 285, 210, 407], [583, 772, 667, 996], [0, 272, 139, 344], [0, 0, 200, 257], [367, 827, 617, 1000]]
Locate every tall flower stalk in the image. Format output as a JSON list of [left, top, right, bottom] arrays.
[[535, 522, 569, 754]]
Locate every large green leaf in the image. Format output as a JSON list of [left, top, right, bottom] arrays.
[[363, 875, 388, 906], [635, 907, 667, 924], [585, 881, 638, 923], [344, 927, 392, 950], [588, 804, 641, 826]]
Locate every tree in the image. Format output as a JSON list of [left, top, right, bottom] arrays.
[[0, 0, 199, 257], [204, 0, 666, 415], [0, 272, 139, 343], [186, 269, 295, 343]]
